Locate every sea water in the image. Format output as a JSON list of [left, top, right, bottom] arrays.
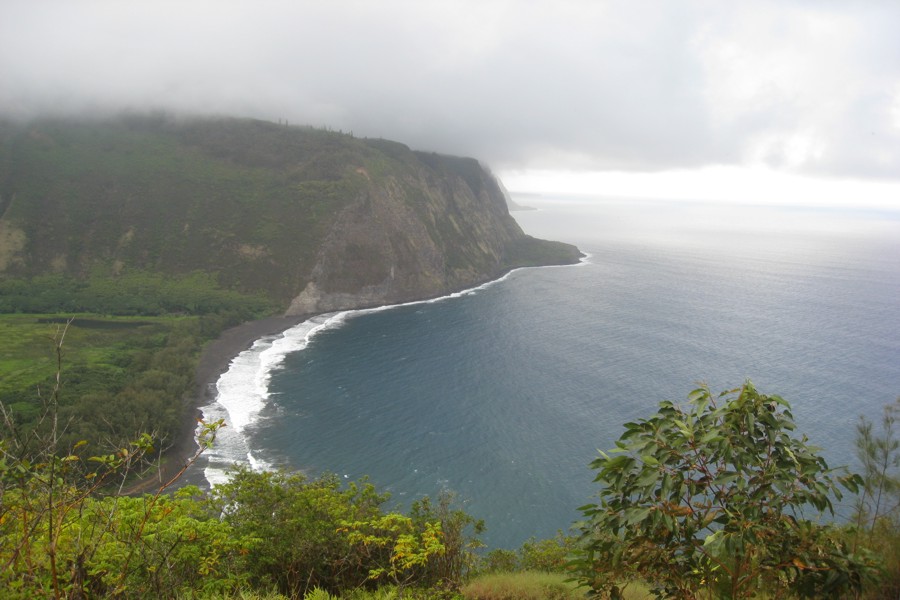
[[195, 195, 900, 549]]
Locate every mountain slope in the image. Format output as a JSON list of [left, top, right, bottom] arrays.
[[0, 115, 581, 315]]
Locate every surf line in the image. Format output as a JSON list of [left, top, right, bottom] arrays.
[[195, 259, 588, 488]]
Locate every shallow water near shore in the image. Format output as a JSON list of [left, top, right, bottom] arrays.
[[193, 195, 900, 549]]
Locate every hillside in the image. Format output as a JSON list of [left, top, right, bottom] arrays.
[[0, 115, 581, 314], [0, 114, 580, 454]]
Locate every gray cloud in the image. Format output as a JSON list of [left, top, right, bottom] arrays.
[[2, 0, 899, 180]]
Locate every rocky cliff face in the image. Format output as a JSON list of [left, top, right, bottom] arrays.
[[285, 154, 559, 314], [0, 116, 581, 315]]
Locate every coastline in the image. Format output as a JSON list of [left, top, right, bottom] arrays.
[[192, 315, 311, 410], [134, 255, 586, 495], [126, 314, 309, 494]]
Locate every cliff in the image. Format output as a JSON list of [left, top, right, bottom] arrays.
[[0, 115, 581, 315]]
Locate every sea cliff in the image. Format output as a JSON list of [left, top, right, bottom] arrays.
[[0, 115, 580, 312], [0, 114, 581, 475]]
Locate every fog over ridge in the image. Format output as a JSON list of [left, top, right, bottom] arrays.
[[2, 0, 899, 186]]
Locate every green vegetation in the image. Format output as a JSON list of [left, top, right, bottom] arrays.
[[205, 467, 483, 596], [0, 271, 274, 317], [573, 382, 889, 599], [1, 114, 580, 460], [0, 260, 277, 458], [0, 116, 369, 301], [2, 371, 900, 598], [3, 115, 897, 598], [501, 236, 583, 270], [0, 310, 257, 455], [480, 532, 575, 574], [0, 266, 273, 454]]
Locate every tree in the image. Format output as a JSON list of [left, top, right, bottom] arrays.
[[852, 397, 900, 598], [341, 512, 446, 594], [208, 467, 390, 596], [854, 398, 900, 534], [407, 491, 485, 588], [0, 320, 226, 598], [83, 485, 249, 597], [574, 382, 873, 599]]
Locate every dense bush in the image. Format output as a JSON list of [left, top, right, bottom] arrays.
[[1, 317, 209, 455], [0, 439, 482, 598], [574, 382, 875, 599], [208, 468, 483, 598], [3, 355, 899, 599], [0, 417, 226, 599], [479, 532, 574, 575], [0, 271, 275, 317], [209, 468, 389, 595]]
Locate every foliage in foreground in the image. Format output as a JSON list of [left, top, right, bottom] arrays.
[[3, 352, 900, 600], [479, 532, 575, 575], [0, 325, 482, 598], [0, 402, 225, 599], [208, 467, 482, 597], [850, 397, 900, 599], [574, 382, 875, 599], [0, 410, 482, 600]]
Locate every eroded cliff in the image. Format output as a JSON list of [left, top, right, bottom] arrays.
[[286, 150, 580, 314], [0, 116, 581, 315]]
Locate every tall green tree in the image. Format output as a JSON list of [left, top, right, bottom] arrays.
[[574, 382, 873, 599], [208, 468, 391, 596]]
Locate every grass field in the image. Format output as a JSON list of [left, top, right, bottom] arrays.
[[0, 313, 203, 450], [0, 314, 179, 396], [460, 571, 652, 600]]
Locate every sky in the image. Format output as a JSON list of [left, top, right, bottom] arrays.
[[2, 0, 899, 208]]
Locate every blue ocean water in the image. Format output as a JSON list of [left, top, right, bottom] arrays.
[[201, 196, 900, 549]]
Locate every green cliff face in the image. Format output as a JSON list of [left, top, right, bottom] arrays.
[[0, 115, 580, 315]]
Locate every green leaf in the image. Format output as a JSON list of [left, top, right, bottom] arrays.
[[700, 429, 723, 444], [624, 507, 652, 525]]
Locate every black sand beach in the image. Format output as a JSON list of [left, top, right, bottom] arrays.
[[126, 315, 308, 494]]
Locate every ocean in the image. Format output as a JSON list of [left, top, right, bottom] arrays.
[[193, 195, 900, 549]]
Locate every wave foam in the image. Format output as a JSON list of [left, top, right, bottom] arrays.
[[197, 313, 345, 486], [197, 262, 584, 487]]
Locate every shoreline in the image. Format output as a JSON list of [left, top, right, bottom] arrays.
[[136, 257, 587, 494], [126, 314, 309, 494]]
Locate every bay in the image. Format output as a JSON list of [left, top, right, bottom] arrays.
[[205, 195, 900, 549]]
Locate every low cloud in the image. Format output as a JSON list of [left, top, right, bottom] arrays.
[[2, 0, 898, 180]]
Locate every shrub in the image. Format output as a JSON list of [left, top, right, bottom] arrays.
[[852, 397, 900, 598], [518, 532, 575, 573], [574, 381, 874, 599], [479, 549, 518, 574]]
